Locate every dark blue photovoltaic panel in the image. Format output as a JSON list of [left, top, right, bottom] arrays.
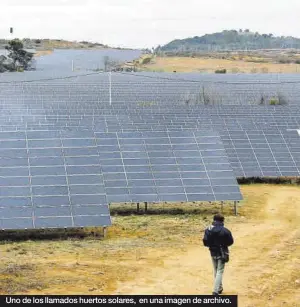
[[221, 129, 300, 177], [95, 130, 242, 203], [0, 131, 111, 230]]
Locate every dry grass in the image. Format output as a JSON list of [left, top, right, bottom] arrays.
[[0, 184, 299, 307], [36, 40, 105, 50], [0, 261, 45, 294], [34, 50, 53, 57], [142, 56, 300, 73]]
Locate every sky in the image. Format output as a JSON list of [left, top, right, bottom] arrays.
[[1, 0, 300, 49]]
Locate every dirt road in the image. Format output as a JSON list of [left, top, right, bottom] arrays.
[[113, 186, 300, 307], [1, 185, 299, 307]]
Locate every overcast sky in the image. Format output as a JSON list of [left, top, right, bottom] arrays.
[[1, 0, 300, 48]]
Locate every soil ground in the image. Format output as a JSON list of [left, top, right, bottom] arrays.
[[0, 184, 299, 307], [141, 56, 300, 73], [34, 50, 53, 57]]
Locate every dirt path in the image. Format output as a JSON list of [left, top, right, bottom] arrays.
[[113, 186, 300, 307], [1, 185, 299, 306]]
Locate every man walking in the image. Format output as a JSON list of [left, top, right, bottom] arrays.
[[203, 214, 234, 295]]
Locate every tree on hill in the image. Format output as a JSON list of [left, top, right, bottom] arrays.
[[157, 30, 300, 54], [103, 55, 120, 72], [5, 39, 34, 70]]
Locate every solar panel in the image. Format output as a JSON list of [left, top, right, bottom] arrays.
[[0, 130, 111, 230], [220, 129, 300, 177], [95, 130, 242, 203]]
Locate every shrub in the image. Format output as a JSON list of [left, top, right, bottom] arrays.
[[261, 67, 269, 73], [269, 98, 278, 105], [183, 92, 192, 105], [200, 86, 211, 104], [278, 58, 291, 64], [277, 93, 288, 105], [237, 177, 300, 185], [245, 58, 267, 63], [142, 57, 152, 65], [197, 86, 221, 105], [231, 67, 240, 73], [260, 93, 288, 106], [259, 95, 266, 105], [182, 87, 221, 105], [215, 69, 227, 74], [4, 39, 34, 72], [295, 60, 300, 64]]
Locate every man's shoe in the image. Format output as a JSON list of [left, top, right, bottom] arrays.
[[218, 287, 223, 294], [212, 292, 219, 296]]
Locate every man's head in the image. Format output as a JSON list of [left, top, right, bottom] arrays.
[[213, 213, 224, 223]]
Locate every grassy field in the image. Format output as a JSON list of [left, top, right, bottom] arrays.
[[141, 56, 300, 73], [34, 50, 53, 57], [0, 184, 299, 307]]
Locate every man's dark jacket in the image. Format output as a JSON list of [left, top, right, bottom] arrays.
[[203, 221, 234, 257]]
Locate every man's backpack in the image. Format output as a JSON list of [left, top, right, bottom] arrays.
[[220, 245, 229, 263]]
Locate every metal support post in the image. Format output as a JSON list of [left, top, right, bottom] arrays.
[[109, 71, 112, 105], [233, 201, 238, 216], [103, 227, 107, 238]]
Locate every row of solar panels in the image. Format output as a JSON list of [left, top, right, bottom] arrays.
[[2, 70, 300, 79], [0, 80, 298, 98], [0, 127, 299, 178], [0, 129, 242, 230], [0, 110, 299, 125], [1, 72, 300, 231], [1, 104, 300, 112], [1, 73, 300, 105], [0, 113, 299, 123]]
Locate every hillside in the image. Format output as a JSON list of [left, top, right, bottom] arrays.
[[0, 39, 109, 50], [158, 30, 300, 54]]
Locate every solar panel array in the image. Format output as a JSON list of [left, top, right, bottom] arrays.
[[220, 129, 300, 177], [0, 128, 242, 230], [1, 71, 300, 229], [2, 72, 300, 106], [95, 131, 242, 203], [0, 130, 111, 230]]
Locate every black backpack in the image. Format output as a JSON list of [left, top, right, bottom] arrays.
[[220, 245, 229, 263]]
